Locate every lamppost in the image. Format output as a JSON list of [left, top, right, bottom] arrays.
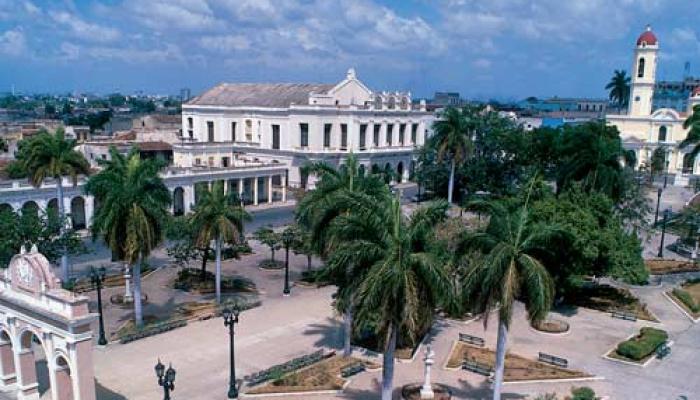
[[90, 266, 108, 346], [664, 159, 670, 189], [658, 208, 671, 258], [223, 306, 241, 398], [155, 359, 176, 400], [281, 227, 295, 296], [654, 187, 662, 225]]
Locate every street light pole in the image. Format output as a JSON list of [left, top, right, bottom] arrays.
[[223, 307, 240, 398], [658, 209, 671, 258], [90, 267, 108, 346], [281, 228, 294, 296], [155, 359, 176, 400], [664, 159, 670, 189], [654, 187, 662, 225]]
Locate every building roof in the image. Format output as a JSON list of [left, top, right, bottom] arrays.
[[187, 83, 336, 108], [136, 141, 173, 152], [637, 26, 658, 46]]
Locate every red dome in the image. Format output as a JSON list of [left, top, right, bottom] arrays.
[[637, 26, 658, 46]]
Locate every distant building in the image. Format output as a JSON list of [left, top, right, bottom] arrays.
[[607, 25, 700, 181], [654, 77, 700, 112], [517, 97, 608, 117]]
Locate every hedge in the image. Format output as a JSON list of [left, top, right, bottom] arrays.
[[616, 327, 668, 361], [119, 319, 188, 344], [673, 288, 700, 313]]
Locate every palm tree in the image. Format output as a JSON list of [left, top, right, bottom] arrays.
[[328, 195, 451, 400], [680, 104, 700, 164], [556, 122, 633, 202], [190, 181, 250, 303], [296, 153, 390, 357], [459, 190, 557, 400], [430, 106, 476, 204], [23, 128, 90, 282], [605, 70, 631, 112], [85, 147, 170, 326]]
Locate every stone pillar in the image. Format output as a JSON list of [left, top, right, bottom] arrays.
[[253, 177, 259, 206], [72, 339, 97, 400], [267, 176, 273, 204], [53, 364, 72, 400], [0, 340, 16, 388], [238, 179, 244, 203], [183, 186, 194, 213], [281, 174, 287, 203], [15, 349, 39, 400], [84, 196, 94, 229]]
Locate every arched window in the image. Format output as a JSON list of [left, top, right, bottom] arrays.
[[374, 96, 382, 109], [637, 57, 645, 78], [658, 126, 667, 142]]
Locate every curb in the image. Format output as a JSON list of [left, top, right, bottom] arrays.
[[503, 375, 604, 385], [662, 291, 700, 323]]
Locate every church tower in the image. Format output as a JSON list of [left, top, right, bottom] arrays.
[[629, 25, 659, 117]]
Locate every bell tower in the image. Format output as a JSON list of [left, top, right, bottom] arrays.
[[629, 25, 659, 117]]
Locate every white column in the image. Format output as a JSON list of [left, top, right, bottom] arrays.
[[237, 179, 243, 200], [267, 176, 273, 204], [253, 177, 259, 206], [0, 339, 16, 389], [84, 196, 94, 229], [281, 174, 287, 203], [183, 186, 194, 213]]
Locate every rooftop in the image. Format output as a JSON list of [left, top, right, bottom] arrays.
[[187, 83, 335, 108]]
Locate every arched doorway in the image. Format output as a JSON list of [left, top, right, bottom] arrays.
[[396, 162, 404, 183], [0, 330, 16, 387], [194, 182, 209, 206], [173, 187, 184, 216], [53, 355, 74, 400], [21, 201, 39, 218], [358, 164, 366, 177], [47, 198, 59, 218], [371, 164, 381, 175], [18, 330, 50, 398], [383, 163, 393, 184], [683, 153, 695, 174], [0, 203, 12, 214], [70, 197, 86, 230]]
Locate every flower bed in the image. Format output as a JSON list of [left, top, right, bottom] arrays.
[[246, 355, 376, 395], [115, 317, 188, 344], [446, 342, 589, 381], [564, 284, 658, 322], [70, 265, 154, 293], [531, 318, 569, 334], [173, 268, 256, 294], [645, 259, 700, 275], [609, 327, 668, 363], [402, 383, 452, 400], [258, 259, 284, 270], [668, 278, 700, 319]]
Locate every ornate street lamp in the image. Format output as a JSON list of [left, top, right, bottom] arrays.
[[664, 158, 670, 189], [223, 306, 241, 398], [155, 359, 176, 400], [654, 187, 662, 225], [281, 228, 295, 296], [90, 266, 108, 346], [658, 208, 671, 258]]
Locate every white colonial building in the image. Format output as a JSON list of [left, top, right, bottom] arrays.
[[177, 68, 433, 187], [607, 26, 700, 182]]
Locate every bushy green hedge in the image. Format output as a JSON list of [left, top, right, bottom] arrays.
[[616, 327, 668, 361], [673, 288, 700, 313], [119, 319, 188, 344], [570, 386, 596, 400]]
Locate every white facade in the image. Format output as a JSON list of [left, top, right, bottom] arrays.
[[178, 69, 433, 186], [607, 26, 700, 178]]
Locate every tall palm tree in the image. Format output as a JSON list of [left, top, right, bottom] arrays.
[[556, 122, 633, 202], [329, 195, 450, 400], [190, 181, 250, 303], [680, 104, 700, 164], [605, 70, 631, 112], [85, 147, 170, 326], [296, 153, 390, 357], [430, 106, 476, 203], [23, 128, 90, 282], [459, 189, 557, 400]]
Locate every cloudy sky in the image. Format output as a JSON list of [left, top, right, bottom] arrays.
[[1, 0, 699, 100]]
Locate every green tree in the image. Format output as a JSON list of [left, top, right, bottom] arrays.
[[648, 147, 667, 184], [296, 153, 390, 357], [23, 128, 90, 282], [287, 223, 315, 271], [680, 104, 700, 162], [605, 70, 631, 112], [430, 106, 475, 203], [190, 182, 250, 303], [459, 188, 556, 400], [85, 147, 171, 326], [253, 226, 281, 263], [0, 137, 7, 153], [329, 195, 451, 400]]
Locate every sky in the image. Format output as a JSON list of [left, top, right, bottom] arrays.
[[1, 0, 700, 100]]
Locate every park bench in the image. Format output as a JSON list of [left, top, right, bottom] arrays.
[[462, 359, 493, 376], [458, 333, 485, 347], [538, 352, 568, 368], [656, 343, 671, 359], [611, 310, 637, 322], [340, 363, 366, 378]]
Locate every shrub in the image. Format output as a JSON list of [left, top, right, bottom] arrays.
[[673, 288, 700, 312], [571, 386, 595, 400], [616, 327, 668, 361]]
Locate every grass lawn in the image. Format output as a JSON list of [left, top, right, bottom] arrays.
[[565, 284, 658, 322], [646, 259, 700, 275], [246, 355, 377, 394], [446, 342, 589, 382], [668, 279, 700, 319]]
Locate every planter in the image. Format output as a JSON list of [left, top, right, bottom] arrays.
[[531, 318, 570, 335], [401, 383, 452, 400], [110, 293, 148, 308]]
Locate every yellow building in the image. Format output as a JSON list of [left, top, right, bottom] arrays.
[[607, 26, 700, 183]]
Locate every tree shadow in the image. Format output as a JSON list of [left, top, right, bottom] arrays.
[[95, 379, 128, 400], [302, 317, 343, 349]]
